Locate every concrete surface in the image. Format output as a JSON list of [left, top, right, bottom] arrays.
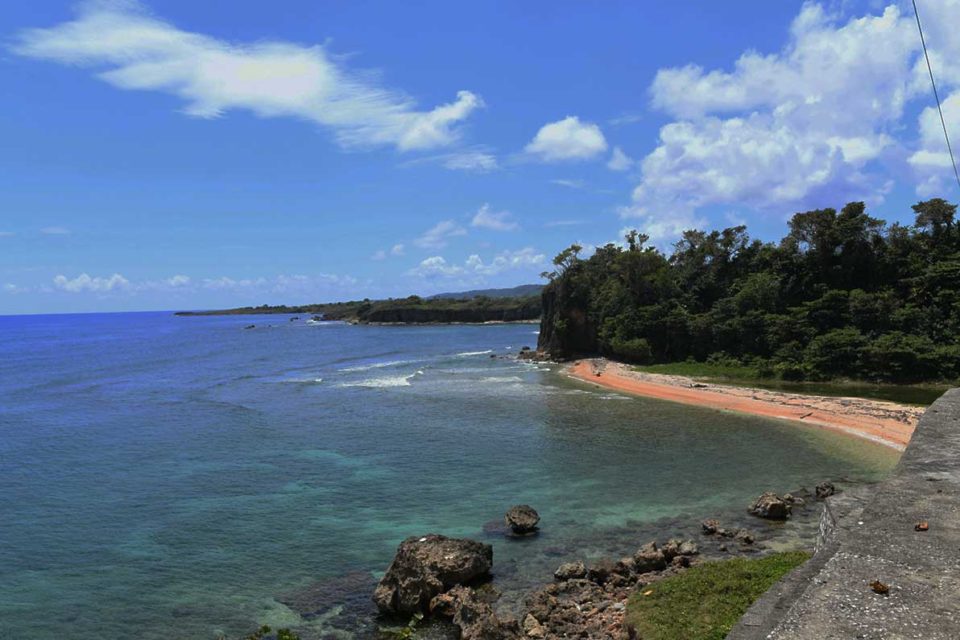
[[728, 388, 960, 640]]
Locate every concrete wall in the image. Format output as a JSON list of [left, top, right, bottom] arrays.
[[729, 388, 960, 640]]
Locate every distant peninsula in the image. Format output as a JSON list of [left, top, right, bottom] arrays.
[[175, 285, 543, 324]]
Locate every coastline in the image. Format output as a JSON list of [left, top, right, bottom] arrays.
[[565, 358, 923, 451]]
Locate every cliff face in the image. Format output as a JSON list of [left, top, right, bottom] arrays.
[[536, 279, 597, 359]]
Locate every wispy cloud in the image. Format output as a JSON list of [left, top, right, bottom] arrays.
[[549, 178, 586, 189], [544, 219, 586, 228], [399, 148, 498, 172], [470, 204, 519, 231], [413, 220, 467, 249], [606, 147, 633, 172], [0, 231, 15, 238], [371, 244, 405, 261], [11, 1, 482, 152], [47, 271, 356, 296], [40, 226, 70, 235]]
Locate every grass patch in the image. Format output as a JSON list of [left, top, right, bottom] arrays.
[[634, 362, 763, 380], [625, 551, 810, 640]]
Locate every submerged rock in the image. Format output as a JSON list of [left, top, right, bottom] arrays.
[[373, 534, 493, 616], [505, 505, 540, 536], [748, 492, 792, 520]]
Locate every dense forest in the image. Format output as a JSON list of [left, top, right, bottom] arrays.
[[177, 294, 541, 324], [537, 199, 960, 383]]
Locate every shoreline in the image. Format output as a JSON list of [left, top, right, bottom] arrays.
[[565, 358, 923, 451]]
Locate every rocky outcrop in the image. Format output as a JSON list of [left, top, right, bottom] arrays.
[[505, 505, 540, 536], [524, 538, 700, 639], [429, 585, 520, 640], [373, 534, 493, 616], [748, 492, 792, 520]]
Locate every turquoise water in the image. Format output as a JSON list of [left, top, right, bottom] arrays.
[[0, 313, 898, 639]]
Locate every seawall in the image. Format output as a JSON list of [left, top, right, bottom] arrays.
[[728, 388, 960, 639]]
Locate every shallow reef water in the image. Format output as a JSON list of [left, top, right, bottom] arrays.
[[0, 313, 898, 639]]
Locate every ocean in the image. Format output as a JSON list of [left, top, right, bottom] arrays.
[[0, 312, 898, 639]]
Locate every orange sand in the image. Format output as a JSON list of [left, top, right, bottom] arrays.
[[567, 359, 922, 450]]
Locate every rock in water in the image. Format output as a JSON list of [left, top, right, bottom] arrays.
[[372, 534, 493, 616], [504, 505, 540, 536], [748, 492, 792, 519], [816, 481, 837, 499]]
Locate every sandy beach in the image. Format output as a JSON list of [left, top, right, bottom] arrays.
[[567, 358, 924, 450]]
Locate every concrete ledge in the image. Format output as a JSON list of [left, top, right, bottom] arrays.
[[728, 388, 960, 640]]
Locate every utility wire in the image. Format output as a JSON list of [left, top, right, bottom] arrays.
[[912, 0, 960, 192]]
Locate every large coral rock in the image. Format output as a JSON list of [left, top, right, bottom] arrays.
[[373, 534, 493, 615], [505, 505, 540, 536]]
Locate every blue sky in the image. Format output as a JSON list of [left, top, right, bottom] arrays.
[[2, 0, 959, 314]]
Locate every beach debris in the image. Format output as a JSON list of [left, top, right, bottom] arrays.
[[749, 492, 792, 520], [815, 481, 837, 499], [504, 504, 540, 536], [373, 534, 493, 616], [915, 521, 929, 532], [642, 589, 654, 597], [870, 580, 890, 595]]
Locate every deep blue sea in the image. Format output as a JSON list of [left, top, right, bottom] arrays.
[[0, 312, 898, 639]]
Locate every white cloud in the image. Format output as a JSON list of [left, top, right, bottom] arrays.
[[607, 147, 634, 172], [371, 250, 387, 261], [910, 92, 960, 195], [3, 283, 27, 294], [629, 2, 935, 234], [40, 226, 71, 235], [470, 204, 518, 231], [53, 272, 130, 293], [525, 116, 608, 162], [391, 243, 405, 256], [12, 1, 482, 152], [414, 220, 467, 249], [407, 256, 464, 278], [408, 248, 545, 279], [466, 247, 546, 275], [0, 232, 15, 238]]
